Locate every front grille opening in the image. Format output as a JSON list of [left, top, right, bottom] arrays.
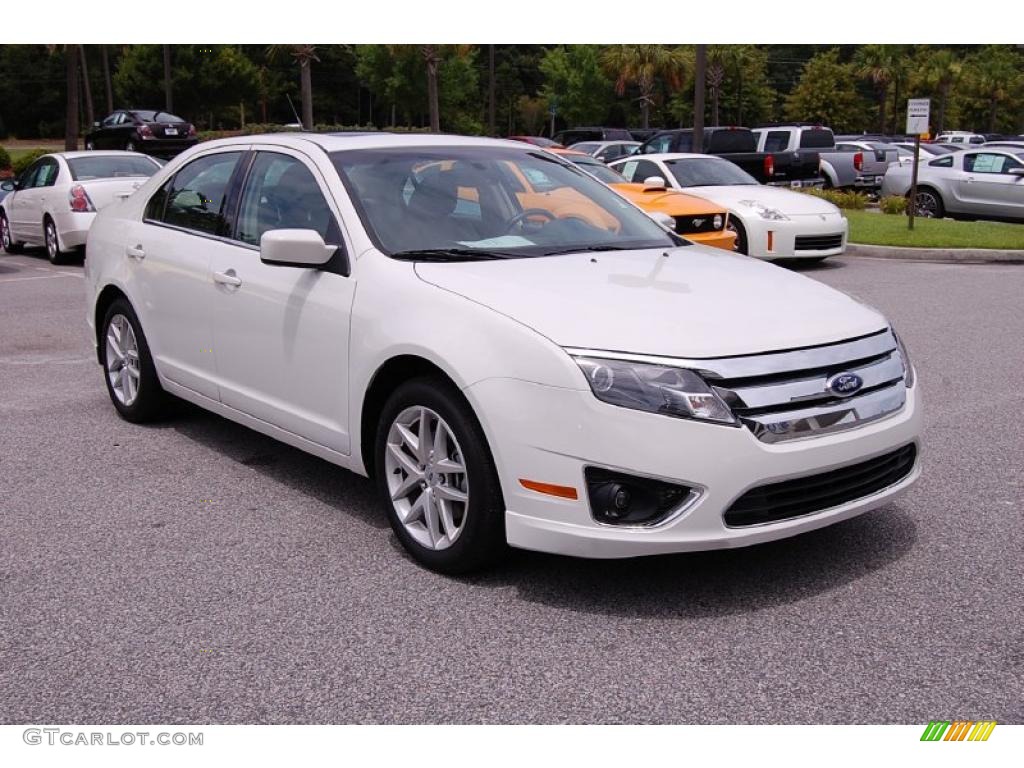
[[795, 233, 844, 251], [724, 444, 917, 527], [673, 214, 723, 235], [585, 467, 694, 526]]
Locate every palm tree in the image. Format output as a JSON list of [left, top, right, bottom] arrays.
[[421, 45, 442, 132], [707, 60, 724, 126], [915, 49, 961, 135], [163, 44, 173, 112], [46, 46, 79, 150], [79, 46, 95, 128], [268, 45, 319, 129], [854, 45, 899, 134], [100, 45, 114, 114], [602, 45, 689, 129]]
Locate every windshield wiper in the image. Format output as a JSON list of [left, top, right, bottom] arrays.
[[538, 244, 641, 256], [390, 248, 513, 262]]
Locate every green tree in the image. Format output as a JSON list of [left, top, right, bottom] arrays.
[[853, 45, 900, 134], [785, 48, 869, 132], [539, 45, 613, 128], [957, 46, 1024, 133], [267, 45, 318, 128], [601, 45, 689, 128], [911, 48, 962, 135]]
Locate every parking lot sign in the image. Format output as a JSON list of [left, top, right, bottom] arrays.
[[906, 98, 930, 136]]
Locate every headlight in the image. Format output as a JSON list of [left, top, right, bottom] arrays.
[[712, 214, 723, 229], [739, 200, 789, 221], [574, 356, 738, 425], [893, 330, 915, 388]]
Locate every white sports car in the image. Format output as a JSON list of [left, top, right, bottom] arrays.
[[610, 153, 848, 261], [0, 151, 161, 263]]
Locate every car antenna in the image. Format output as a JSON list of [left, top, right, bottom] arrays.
[[285, 94, 303, 128]]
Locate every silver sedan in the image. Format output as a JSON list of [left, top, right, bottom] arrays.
[[880, 147, 1024, 221]]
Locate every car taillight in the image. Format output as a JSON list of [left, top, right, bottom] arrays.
[[764, 154, 775, 178], [138, 124, 153, 139], [187, 124, 196, 137], [69, 184, 95, 213], [854, 151, 863, 171]]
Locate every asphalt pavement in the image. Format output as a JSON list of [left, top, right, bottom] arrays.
[[1, 249, 1021, 724]]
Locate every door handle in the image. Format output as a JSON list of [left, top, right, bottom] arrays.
[[126, 244, 145, 260], [213, 269, 242, 288], [964, 176, 975, 183]]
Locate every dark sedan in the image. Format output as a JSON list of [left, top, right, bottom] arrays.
[[85, 110, 198, 158]]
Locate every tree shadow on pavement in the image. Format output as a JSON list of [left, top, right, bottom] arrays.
[[466, 506, 917, 620]]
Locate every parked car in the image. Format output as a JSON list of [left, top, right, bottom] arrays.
[[628, 128, 662, 143], [753, 124, 887, 191], [834, 139, 901, 170], [85, 109, 198, 158], [982, 140, 1024, 151], [552, 149, 735, 251], [507, 136, 563, 148], [568, 140, 640, 163], [880, 147, 1024, 221], [892, 142, 954, 158], [610, 153, 849, 261], [637, 127, 823, 187], [552, 126, 633, 146], [933, 131, 986, 147], [84, 133, 920, 573], [0, 151, 161, 263]]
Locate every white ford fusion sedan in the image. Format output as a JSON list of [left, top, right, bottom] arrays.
[[84, 133, 921, 573], [610, 153, 848, 261]]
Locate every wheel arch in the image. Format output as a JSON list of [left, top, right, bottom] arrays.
[[93, 284, 132, 362]]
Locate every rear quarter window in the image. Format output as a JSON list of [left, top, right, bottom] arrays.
[[799, 129, 836, 149], [706, 130, 756, 153]]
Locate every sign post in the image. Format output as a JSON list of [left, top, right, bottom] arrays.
[[906, 98, 930, 231]]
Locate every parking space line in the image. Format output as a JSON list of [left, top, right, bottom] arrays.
[[0, 273, 83, 284]]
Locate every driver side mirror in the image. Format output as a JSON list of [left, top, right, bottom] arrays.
[[260, 229, 336, 267], [643, 176, 667, 191], [1009, 168, 1024, 178], [93, 121, 101, 129], [0, 180, 15, 193]]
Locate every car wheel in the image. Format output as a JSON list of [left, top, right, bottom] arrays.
[[125, 140, 136, 152], [375, 377, 506, 574], [44, 218, 68, 265], [726, 217, 748, 255], [100, 299, 169, 423], [1, 211, 24, 253], [912, 188, 944, 218], [85, 141, 95, 151]]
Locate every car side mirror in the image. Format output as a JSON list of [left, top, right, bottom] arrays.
[[1009, 168, 1024, 178], [93, 121, 101, 128], [260, 229, 336, 267], [0, 180, 15, 192], [643, 176, 667, 191]]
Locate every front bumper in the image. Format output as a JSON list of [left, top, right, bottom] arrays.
[[466, 377, 921, 559], [685, 229, 737, 252], [745, 213, 848, 260]]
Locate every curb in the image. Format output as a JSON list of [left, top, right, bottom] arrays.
[[846, 243, 1024, 264]]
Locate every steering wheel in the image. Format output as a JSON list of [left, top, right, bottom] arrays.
[[505, 208, 557, 233]]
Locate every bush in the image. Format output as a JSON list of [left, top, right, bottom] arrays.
[[879, 195, 908, 215], [0, 146, 11, 172], [801, 187, 869, 210], [12, 148, 50, 176]]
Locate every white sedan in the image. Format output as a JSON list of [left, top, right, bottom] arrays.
[[0, 151, 161, 263], [83, 133, 920, 573], [610, 153, 848, 261]]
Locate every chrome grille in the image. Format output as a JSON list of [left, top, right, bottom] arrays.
[[696, 329, 908, 443]]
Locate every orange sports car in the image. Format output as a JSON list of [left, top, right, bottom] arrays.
[[547, 148, 737, 252]]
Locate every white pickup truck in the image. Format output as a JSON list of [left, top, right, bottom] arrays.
[[753, 124, 895, 191]]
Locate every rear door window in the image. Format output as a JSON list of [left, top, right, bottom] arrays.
[[799, 129, 835, 149], [763, 131, 790, 152], [159, 152, 243, 236]]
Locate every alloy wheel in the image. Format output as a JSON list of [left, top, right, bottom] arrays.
[[914, 191, 938, 218], [45, 222, 58, 261], [384, 405, 469, 551], [105, 314, 142, 406], [1, 216, 10, 251]]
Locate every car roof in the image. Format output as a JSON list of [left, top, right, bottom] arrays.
[[26, 150, 159, 162], [611, 152, 720, 162]]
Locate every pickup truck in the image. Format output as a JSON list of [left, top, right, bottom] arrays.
[[752, 124, 890, 191], [636, 127, 823, 188]]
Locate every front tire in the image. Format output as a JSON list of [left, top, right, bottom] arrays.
[[1, 211, 24, 253], [726, 217, 748, 255], [125, 140, 136, 152], [375, 377, 506, 574], [100, 299, 169, 423]]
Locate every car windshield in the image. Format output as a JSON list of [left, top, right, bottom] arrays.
[[331, 147, 681, 259], [67, 155, 160, 180], [131, 110, 186, 123], [663, 157, 759, 187], [568, 157, 625, 184]]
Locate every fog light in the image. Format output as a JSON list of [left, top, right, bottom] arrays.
[[586, 468, 694, 526]]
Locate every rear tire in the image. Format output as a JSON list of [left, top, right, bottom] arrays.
[[911, 188, 944, 219], [375, 377, 506, 574], [1, 211, 24, 253], [44, 217, 69, 265], [100, 298, 170, 423]]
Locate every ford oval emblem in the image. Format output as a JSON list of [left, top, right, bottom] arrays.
[[827, 372, 864, 397]]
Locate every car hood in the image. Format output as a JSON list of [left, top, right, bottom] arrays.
[[414, 246, 887, 358], [682, 185, 841, 216]]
